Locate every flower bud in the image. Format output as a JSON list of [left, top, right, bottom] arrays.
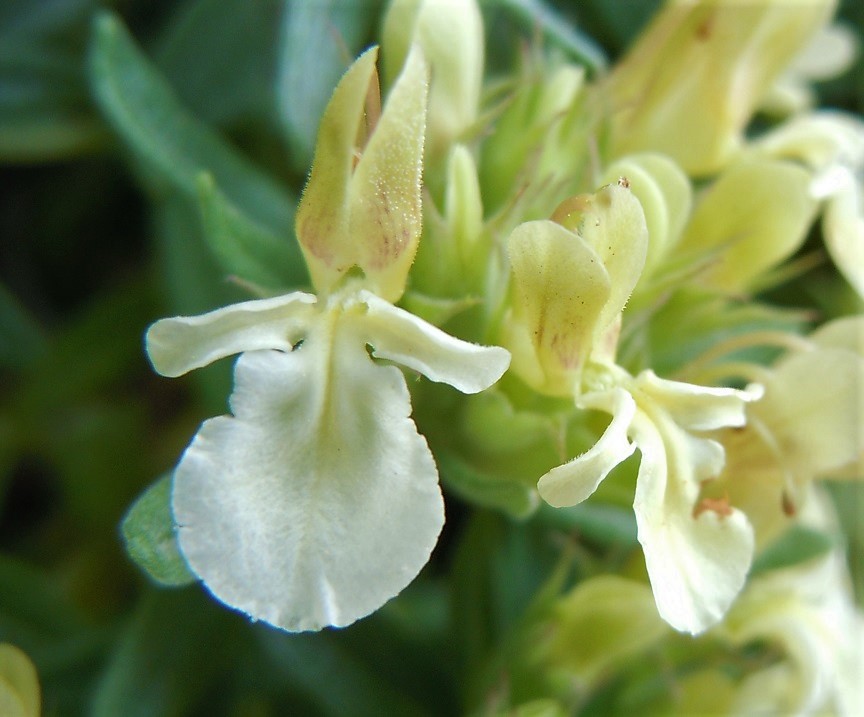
[[382, 0, 483, 163]]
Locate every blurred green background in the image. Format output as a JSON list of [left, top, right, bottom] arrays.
[[1, 1, 861, 715]]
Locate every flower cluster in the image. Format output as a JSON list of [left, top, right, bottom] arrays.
[[140, 0, 862, 712]]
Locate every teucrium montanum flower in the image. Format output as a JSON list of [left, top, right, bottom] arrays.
[[718, 496, 864, 717], [504, 182, 762, 634], [146, 46, 510, 632], [746, 112, 864, 298], [607, 0, 837, 176]]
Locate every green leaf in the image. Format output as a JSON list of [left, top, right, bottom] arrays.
[[90, 588, 236, 717], [562, 0, 662, 56], [0, 555, 88, 645], [88, 11, 307, 287], [277, 0, 378, 172], [497, 0, 608, 73], [257, 629, 434, 717], [153, 0, 282, 128], [196, 172, 300, 290], [152, 195, 245, 412], [751, 524, 836, 575], [11, 275, 154, 415], [827, 481, 864, 600], [121, 475, 195, 588], [0, 284, 46, 369], [451, 511, 561, 704], [0, 0, 105, 161]]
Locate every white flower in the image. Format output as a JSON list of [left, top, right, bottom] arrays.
[[503, 184, 763, 633], [720, 493, 864, 717], [146, 45, 510, 632], [148, 288, 508, 632], [537, 372, 761, 634], [748, 112, 864, 297]]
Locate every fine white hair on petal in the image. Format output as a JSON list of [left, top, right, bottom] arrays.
[[537, 387, 637, 508]]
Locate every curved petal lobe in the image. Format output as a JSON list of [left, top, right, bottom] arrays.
[[358, 291, 510, 394], [635, 370, 762, 431], [146, 292, 317, 377], [538, 388, 636, 507]]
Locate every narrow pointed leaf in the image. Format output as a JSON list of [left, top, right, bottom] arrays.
[[277, 0, 376, 171], [89, 12, 306, 285], [196, 173, 302, 290]]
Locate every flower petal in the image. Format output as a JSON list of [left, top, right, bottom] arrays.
[[382, 0, 483, 161], [358, 290, 509, 394], [506, 219, 612, 394], [823, 182, 864, 299], [172, 318, 444, 632], [630, 408, 754, 634], [678, 158, 818, 292], [602, 153, 692, 276], [146, 292, 317, 377], [723, 549, 863, 717], [294, 47, 378, 293], [608, 0, 835, 175], [809, 314, 864, 355], [348, 46, 428, 302], [634, 370, 762, 431], [537, 388, 636, 508], [754, 348, 864, 479], [570, 183, 649, 334]]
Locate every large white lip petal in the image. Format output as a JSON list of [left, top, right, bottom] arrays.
[[172, 319, 444, 632], [630, 408, 754, 635]]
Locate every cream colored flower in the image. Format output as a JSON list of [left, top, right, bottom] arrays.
[[147, 46, 510, 632]]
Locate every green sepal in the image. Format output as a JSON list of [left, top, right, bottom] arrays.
[[121, 475, 195, 587], [536, 502, 638, 546], [438, 451, 539, 520]]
